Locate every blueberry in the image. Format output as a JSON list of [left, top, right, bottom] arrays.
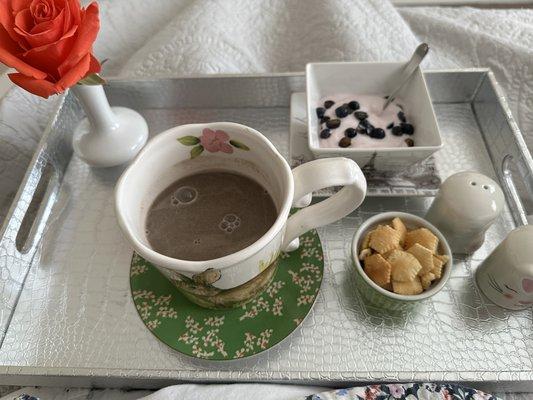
[[359, 118, 371, 129], [356, 124, 367, 134], [348, 101, 360, 110], [338, 137, 351, 148], [320, 129, 331, 139], [386, 122, 394, 130], [326, 119, 341, 129], [369, 128, 385, 139], [316, 107, 325, 119], [398, 111, 406, 122], [345, 127, 357, 138], [354, 111, 368, 120], [401, 123, 414, 135], [405, 138, 414, 147], [320, 116, 330, 124], [324, 100, 334, 109], [391, 125, 403, 136], [335, 104, 351, 118]]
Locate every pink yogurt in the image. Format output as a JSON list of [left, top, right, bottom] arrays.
[[317, 94, 410, 149]]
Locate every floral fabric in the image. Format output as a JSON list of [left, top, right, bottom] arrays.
[[302, 383, 498, 400]]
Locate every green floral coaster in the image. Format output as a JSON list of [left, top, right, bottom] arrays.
[[130, 229, 324, 360]]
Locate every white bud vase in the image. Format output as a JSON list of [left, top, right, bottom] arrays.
[[71, 84, 148, 168]]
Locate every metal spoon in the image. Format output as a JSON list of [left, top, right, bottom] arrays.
[[382, 43, 429, 111]]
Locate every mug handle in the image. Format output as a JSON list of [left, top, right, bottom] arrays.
[[282, 157, 367, 251]]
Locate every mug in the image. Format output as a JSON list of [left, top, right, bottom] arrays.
[[475, 224, 533, 310], [115, 122, 367, 308]]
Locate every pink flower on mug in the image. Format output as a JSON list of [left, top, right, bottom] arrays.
[[200, 129, 233, 154], [177, 129, 250, 159]]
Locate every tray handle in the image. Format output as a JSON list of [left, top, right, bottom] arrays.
[[13, 156, 60, 255], [501, 154, 532, 227]]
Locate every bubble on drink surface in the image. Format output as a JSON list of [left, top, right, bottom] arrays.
[[218, 213, 242, 234], [171, 186, 197, 206]]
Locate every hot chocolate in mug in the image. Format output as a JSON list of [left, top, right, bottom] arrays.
[[115, 122, 367, 308]]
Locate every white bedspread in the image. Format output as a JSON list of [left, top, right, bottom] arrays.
[[1, 1, 532, 399]]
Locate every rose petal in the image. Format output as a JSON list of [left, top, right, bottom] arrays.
[[0, 25, 47, 79], [214, 129, 229, 142], [62, 0, 72, 31], [30, 0, 58, 23], [54, 51, 90, 91], [87, 52, 101, 74], [19, 9, 65, 48], [66, 0, 80, 24], [12, 0, 31, 13], [14, 8, 34, 35], [8, 71, 58, 98], [22, 32, 75, 78], [0, 0, 22, 43], [31, 7, 63, 33], [58, 1, 98, 76]]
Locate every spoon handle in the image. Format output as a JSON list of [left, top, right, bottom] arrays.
[[382, 43, 429, 111]]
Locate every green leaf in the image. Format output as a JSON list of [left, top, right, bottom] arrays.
[[190, 145, 204, 159], [177, 136, 200, 146], [229, 140, 250, 151], [78, 73, 106, 86]]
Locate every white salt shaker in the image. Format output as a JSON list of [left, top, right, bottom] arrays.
[[426, 171, 504, 254], [475, 225, 533, 310]]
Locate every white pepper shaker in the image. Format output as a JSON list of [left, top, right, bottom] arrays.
[[426, 171, 504, 254]]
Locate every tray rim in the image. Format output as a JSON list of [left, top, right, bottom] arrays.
[[1, 68, 532, 390], [100, 67, 493, 83]]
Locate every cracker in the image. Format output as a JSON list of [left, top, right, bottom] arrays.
[[391, 217, 407, 245], [361, 230, 373, 249], [369, 225, 401, 254], [432, 255, 444, 279], [392, 278, 423, 295], [435, 254, 450, 264], [387, 249, 422, 282], [358, 248, 373, 261], [364, 253, 392, 287], [420, 272, 436, 290], [406, 243, 434, 275], [404, 228, 439, 253]]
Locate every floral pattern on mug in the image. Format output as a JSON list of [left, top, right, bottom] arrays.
[[200, 129, 233, 153], [301, 383, 499, 400], [177, 128, 250, 159], [485, 273, 533, 308]]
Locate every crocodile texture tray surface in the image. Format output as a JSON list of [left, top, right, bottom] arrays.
[[0, 71, 532, 390]]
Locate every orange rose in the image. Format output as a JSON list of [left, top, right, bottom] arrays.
[[0, 0, 101, 98]]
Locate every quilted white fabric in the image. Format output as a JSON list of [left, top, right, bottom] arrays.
[[399, 6, 533, 150]]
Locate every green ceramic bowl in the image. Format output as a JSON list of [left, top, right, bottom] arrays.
[[351, 212, 453, 311]]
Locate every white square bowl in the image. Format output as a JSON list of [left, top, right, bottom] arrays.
[[306, 62, 442, 170]]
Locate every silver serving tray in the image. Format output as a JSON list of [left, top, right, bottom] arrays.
[[0, 70, 532, 390]]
